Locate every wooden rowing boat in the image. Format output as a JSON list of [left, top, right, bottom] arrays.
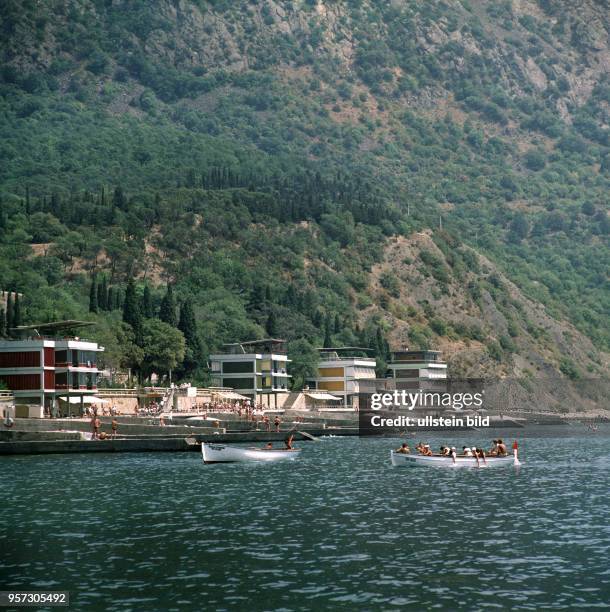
[[201, 442, 301, 463], [390, 450, 519, 468]]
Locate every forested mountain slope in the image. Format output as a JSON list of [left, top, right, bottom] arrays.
[[0, 0, 608, 402]]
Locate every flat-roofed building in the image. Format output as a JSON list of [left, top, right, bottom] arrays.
[[387, 349, 447, 393], [209, 339, 291, 408], [0, 331, 104, 418], [306, 347, 377, 409]]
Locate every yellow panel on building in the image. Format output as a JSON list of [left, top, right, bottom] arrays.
[[318, 367, 345, 377], [319, 381, 344, 391]]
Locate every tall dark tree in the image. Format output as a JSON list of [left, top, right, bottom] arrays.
[[323, 315, 333, 348], [266, 309, 278, 337], [0, 308, 5, 336], [178, 299, 204, 376], [334, 314, 341, 334], [106, 286, 114, 310], [113, 185, 126, 210], [159, 284, 177, 327], [89, 277, 98, 313], [13, 293, 21, 328], [313, 309, 323, 329], [247, 283, 266, 314], [6, 292, 14, 332], [123, 278, 143, 345], [97, 276, 108, 311], [141, 285, 154, 318]]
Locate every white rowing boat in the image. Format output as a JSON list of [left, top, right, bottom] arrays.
[[390, 450, 519, 468], [201, 442, 301, 463]]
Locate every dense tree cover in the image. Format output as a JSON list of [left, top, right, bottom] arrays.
[[0, 0, 608, 386]]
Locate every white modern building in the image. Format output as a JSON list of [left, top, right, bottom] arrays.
[[306, 347, 377, 409], [210, 339, 291, 408], [387, 349, 447, 392]]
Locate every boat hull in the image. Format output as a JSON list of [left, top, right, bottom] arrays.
[[390, 451, 517, 468], [202, 443, 301, 463]]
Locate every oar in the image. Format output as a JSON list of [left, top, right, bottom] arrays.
[[297, 430, 320, 442]]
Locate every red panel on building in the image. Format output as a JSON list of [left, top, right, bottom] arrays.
[[0, 351, 40, 367], [43, 348, 55, 367], [44, 370, 55, 389], [0, 374, 41, 390]]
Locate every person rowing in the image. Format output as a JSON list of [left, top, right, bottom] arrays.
[[496, 439, 507, 456], [395, 443, 410, 455], [473, 447, 487, 467]]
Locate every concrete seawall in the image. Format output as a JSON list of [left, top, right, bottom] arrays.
[[0, 428, 359, 455]]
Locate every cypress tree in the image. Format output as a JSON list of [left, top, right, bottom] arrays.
[[0, 308, 5, 336], [141, 285, 153, 318], [113, 185, 126, 210], [312, 309, 323, 329], [123, 278, 143, 345], [107, 287, 115, 311], [159, 284, 177, 327], [97, 276, 108, 311], [323, 315, 333, 348], [89, 277, 98, 313], [178, 300, 197, 346], [178, 299, 204, 374], [6, 292, 14, 332], [266, 310, 278, 337], [13, 293, 21, 328], [115, 288, 122, 311], [334, 314, 341, 334]]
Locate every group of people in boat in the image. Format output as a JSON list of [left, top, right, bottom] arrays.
[[262, 434, 295, 451], [395, 438, 509, 459]]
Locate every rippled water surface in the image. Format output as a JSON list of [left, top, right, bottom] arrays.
[[3, 427, 610, 610]]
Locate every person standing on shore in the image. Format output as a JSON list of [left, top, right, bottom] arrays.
[[111, 418, 118, 439], [274, 415, 280, 432]]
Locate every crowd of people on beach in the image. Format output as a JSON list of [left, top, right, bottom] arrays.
[[87, 405, 119, 440], [142, 398, 302, 430]]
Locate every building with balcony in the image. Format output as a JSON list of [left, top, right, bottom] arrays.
[[209, 339, 291, 408], [306, 347, 377, 409], [0, 322, 104, 417], [387, 349, 447, 394]]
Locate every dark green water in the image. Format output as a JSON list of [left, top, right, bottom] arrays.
[[3, 427, 610, 611]]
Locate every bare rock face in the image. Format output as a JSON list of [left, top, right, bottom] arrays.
[[524, 58, 547, 92]]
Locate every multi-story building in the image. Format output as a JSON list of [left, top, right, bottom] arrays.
[[306, 347, 377, 409], [0, 323, 104, 417], [210, 339, 291, 408], [387, 349, 447, 393]]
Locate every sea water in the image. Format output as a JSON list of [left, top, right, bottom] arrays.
[[2, 426, 610, 610]]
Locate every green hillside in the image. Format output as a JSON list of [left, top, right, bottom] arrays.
[[1, 0, 608, 391]]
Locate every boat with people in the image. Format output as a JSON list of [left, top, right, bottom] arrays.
[[390, 439, 520, 468], [390, 451, 517, 468], [201, 442, 301, 464]]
